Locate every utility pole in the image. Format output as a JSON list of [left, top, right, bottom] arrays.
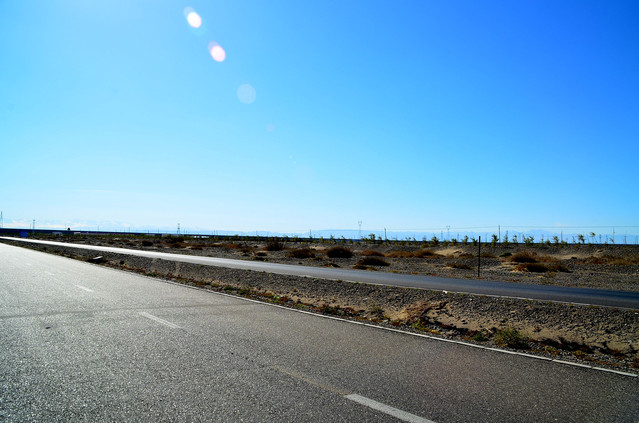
[[446, 225, 450, 241], [0, 211, 3, 228], [358, 221, 362, 240], [177, 223, 180, 235]]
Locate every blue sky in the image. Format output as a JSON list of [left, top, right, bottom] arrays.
[[1, 1, 638, 235]]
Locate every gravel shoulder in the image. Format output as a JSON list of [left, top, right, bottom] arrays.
[[3, 236, 639, 374]]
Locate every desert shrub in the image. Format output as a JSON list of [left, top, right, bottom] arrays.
[[494, 327, 528, 348], [584, 255, 638, 265], [472, 331, 488, 342], [509, 251, 538, 263], [547, 263, 571, 273], [141, 240, 153, 247], [265, 239, 285, 251], [413, 249, 438, 258], [515, 263, 549, 273], [447, 262, 472, 270], [288, 247, 314, 259], [222, 243, 243, 249], [499, 252, 512, 258], [361, 250, 385, 257], [326, 246, 353, 258], [386, 250, 413, 258], [356, 257, 390, 267]]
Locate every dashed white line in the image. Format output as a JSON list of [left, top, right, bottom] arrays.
[[346, 394, 435, 423], [139, 312, 181, 329], [75, 285, 94, 293]]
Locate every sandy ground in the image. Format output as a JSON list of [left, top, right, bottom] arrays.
[[3, 235, 639, 374]]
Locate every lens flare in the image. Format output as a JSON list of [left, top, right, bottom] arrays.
[[237, 84, 256, 104], [208, 42, 226, 62], [184, 7, 202, 28]]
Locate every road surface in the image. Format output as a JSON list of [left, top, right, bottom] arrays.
[[2, 237, 639, 309], [1, 242, 637, 422]]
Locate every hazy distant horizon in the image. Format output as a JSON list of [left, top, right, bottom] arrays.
[[2, 217, 637, 244]]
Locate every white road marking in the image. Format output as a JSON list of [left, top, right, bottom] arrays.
[[271, 366, 434, 422], [346, 394, 435, 423], [139, 312, 181, 329], [210, 290, 639, 378], [75, 285, 94, 293]]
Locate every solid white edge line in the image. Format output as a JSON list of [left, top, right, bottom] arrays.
[[75, 285, 94, 292], [208, 291, 638, 378], [138, 312, 181, 329], [6, 240, 636, 379], [346, 394, 435, 423]]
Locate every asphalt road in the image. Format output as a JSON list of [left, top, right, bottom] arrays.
[[1, 242, 638, 422], [3, 237, 639, 309]]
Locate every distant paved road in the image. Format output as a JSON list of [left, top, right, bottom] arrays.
[[1, 243, 637, 422], [3, 237, 639, 309]]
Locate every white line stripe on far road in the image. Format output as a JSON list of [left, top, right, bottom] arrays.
[[346, 394, 435, 423], [75, 285, 94, 292], [138, 312, 181, 329]]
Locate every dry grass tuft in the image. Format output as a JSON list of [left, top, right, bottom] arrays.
[[386, 250, 414, 258], [413, 249, 439, 258], [326, 246, 353, 258], [287, 248, 315, 259], [356, 257, 390, 267], [361, 250, 385, 257], [447, 262, 472, 270], [509, 252, 539, 263]]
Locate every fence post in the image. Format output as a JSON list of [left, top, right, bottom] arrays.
[[477, 236, 481, 278]]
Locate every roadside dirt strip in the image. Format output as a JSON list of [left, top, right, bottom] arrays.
[[2, 238, 638, 375]]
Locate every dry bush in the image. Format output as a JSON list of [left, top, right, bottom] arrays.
[[141, 240, 153, 247], [386, 250, 414, 258], [356, 257, 390, 267], [548, 263, 571, 273], [287, 248, 314, 259], [509, 252, 539, 263], [326, 246, 353, 258], [361, 250, 385, 257], [447, 262, 472, 270], [584, 255, 638, 265], [495, 327, 528, 349], [265, 240, 285, 251], [515, 263, 549, 273], [222, 243, 244, 249], [413, 249, 439, 258]]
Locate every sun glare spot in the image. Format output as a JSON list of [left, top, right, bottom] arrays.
[[184, 7, 202, 28], [237, 84, 256, 104], [208, 42, 226, 62]]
